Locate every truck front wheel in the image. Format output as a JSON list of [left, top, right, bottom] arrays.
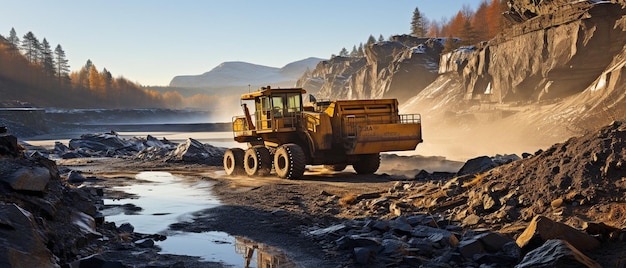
[[224, 148, 245, 176], [353, 153, 380, 175], [274, 144, 305, 180]]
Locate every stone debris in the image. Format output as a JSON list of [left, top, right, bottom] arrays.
[[54, 131, 226, 165]]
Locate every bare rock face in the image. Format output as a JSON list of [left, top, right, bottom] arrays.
[[448, 3, 626, 103], [297, 35, 442, 103], [506, 0, 626, 22]]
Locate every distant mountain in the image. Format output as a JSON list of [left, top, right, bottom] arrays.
[[169, 57, 324, 88]]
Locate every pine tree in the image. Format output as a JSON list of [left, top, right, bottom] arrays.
[[349, 45, 358, 57], [21, 31, 39, 63], [7, 28, 20, 50], [365, 35, 377, 49], [411, 7, 428, 37], [84, 59, 93, 75], [339, 47, 349, 57], [54, 44, 70, 80], [357, 43, 364, 57], [378, 34, 385, 42], [41, 38, 55, 76]]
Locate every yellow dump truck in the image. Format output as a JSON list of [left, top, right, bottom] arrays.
[[224, 86, 423, 179]]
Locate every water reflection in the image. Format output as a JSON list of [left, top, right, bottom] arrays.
[[102, 171, 294, 267], [236, 236, 296, 268]]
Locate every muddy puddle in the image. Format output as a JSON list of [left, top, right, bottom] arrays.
[[101, 171, 294, 267]]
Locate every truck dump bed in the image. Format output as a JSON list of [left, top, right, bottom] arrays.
[[323, 99, 422, 154]]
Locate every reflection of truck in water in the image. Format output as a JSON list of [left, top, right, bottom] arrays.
[[224, 86, 423, 179], [235, 236, 294, 268]]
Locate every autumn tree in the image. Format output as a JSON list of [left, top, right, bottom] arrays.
[[411, 7, 429, 37], [472, 1, 490, 41], [89, 64, 102, 91]]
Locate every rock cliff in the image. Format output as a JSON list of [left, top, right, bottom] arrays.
[[297, 35, 442, 102], [299, 1, 626, 158]]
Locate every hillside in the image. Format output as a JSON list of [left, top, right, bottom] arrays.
[[169, 57, 324, 88], [297, 1, 626, 159]]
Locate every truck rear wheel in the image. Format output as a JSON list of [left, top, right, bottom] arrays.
[[274, 144, 305, 180], [244, 146, 272, 176], [224, 148, 245, 175], [353, 153, 380, 175], [324, 164, 347, 172]]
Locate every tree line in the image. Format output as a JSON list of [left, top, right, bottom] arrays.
[[335, 0, 509, 58], [0, 28, 215, 109]]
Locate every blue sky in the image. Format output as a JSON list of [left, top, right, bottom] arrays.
[[1, 1, 485, 86]]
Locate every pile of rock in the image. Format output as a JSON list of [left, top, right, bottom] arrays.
[[315, 122, 626, 266], [54, 132, 226, 165], [0, 133, 104, 267], [308, 213, 605, 267]]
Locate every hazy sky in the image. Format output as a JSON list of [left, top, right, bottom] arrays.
[[1, 1, 485, 86]]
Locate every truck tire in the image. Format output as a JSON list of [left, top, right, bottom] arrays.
[[244, 146, 272, 176], [223, 148, 245, 176], [353, 153, 380, 175], [324, 164, 347, 172], [274, 144, 305, 180]]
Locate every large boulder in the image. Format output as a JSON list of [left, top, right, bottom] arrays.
[[515, 239, 601, 268], [516, 216, 601, 253], [168, 138, 225, 165], [69, 133, 138, 154], [2, 166, 51, 192], [0, 203, 57, 268]]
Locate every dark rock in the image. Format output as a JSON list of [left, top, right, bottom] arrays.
[[3, 166, 51, 192], [522, 152, 532, 159], [168, 138, 225, 165], [476, 232, 513, 252], [69, 133, 135, 152], [54, 141, 70, 155], [135, 238, 155, 248], [353, 247, 375, 265], [61, 151, 84, 159], [0, 203, 56, 268], [457, 237, 485, 258], [118, 223, 135, 233], [0, 134, 20, 157], [407, 238, 434, 256], [336, 235, 381, 251], [515, 239, 601, 268], [67, 170, 86, 183], [414, 169, 430, 180], [457, 156, 497, 176]]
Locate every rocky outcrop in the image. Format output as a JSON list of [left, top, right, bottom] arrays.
[[0, 134, 104, 267], [459, 2, 626, 103], [505, 0, 626, 22], [297, 35, 442, 102]]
